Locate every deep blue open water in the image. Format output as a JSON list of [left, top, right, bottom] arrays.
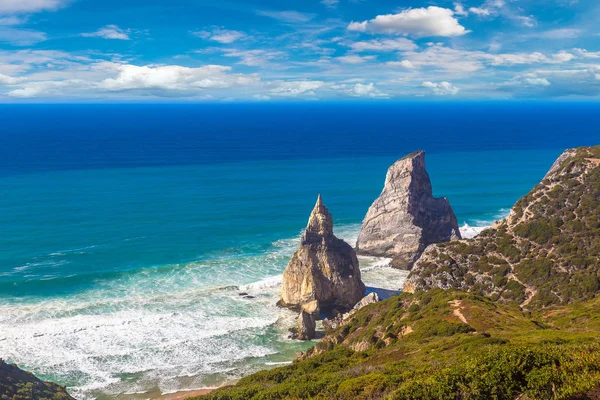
[[0, 103, 598, 398]]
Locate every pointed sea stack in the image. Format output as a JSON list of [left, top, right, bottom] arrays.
[[279, 195, 366, 314], [356, 151, 461, 269]]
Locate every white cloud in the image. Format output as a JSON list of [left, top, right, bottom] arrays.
[[348, 38, 417, 52], [499, 68, 600, 97], [322, 0, 339, 8], [332, 82, 388, 98], [0, 26, 46, 45], [516, 15, 536, 27], [0, 73, 25, 84], [469, 7, 491, 16], [347, 7, 470, 38], [0, 0, 66, 14], [268, 80, 324, 97], [257, 10, 315, 24], [573, 49, 600, 59], [552, 51, 576, 63], [386, 60, 416, 69], [396, 44, 578, 73], [531, 28, 582, 39], [81, 25, 131, 40], [502, 73, 551, 87], [98, 64, 259, 92], [421, 81, 460, 95], [193, 28, 246, 44], [252, 94, 271, 101], [221, 49, 286, 66], [336, 54, 376, 64], [454, 3, 468, 17]]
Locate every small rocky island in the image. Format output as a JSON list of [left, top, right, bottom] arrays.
[[279, 195, 366, 339], [356, 150, 461, 269]]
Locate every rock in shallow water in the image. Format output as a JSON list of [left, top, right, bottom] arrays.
[[279, 195, 366, 314], [356, 151, 461, 269], [296, 311, 316, 341]]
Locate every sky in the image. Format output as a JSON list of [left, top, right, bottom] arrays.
[[0, 0, 599, 101]]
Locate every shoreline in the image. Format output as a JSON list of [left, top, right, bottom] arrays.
[[154, 388, 215, 399]]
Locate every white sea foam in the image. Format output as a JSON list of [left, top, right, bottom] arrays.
[[460, 223, 490, 239]]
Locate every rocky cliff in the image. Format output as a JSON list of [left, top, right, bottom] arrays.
[[279, 195, 366, 313], [0, 360, 74, 400], [404, 145, 600, 309], [356, 151, 461, 269]]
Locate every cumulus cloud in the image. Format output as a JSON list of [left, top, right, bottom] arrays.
[[268, 80, 324, 97], [332, 82, 389, 98], [421, 81, 460, 95], [502, 73, 551, 88], [347, 7, 470, 38], [499, 68, 600, 97], [81, 25, 131, 40], [336, 54, 376, 64], [386, 60, 416, 69], [193, 28, 246, 44], [348, 38, 417, 52], [469, 7, 491, 16], [0, 0, 67, 14], [573, 48, 600, 59], [99, 64, 259, 92], [453, 3, 468, 17]]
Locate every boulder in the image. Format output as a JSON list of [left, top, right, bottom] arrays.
[[297, 311, 316, 341], [356, 151, 461, 269], [279, 195, 366, 313]]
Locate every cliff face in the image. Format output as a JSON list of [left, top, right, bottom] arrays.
[[280, 195, 366, 313], [0, 360, 74, 400], [405, 146, 600, 309], [356, 151, 461, 269]]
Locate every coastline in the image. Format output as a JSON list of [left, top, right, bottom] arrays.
[[155, 388, 215, 399]]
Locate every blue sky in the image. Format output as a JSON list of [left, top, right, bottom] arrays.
[[0, 0, 598, 101]]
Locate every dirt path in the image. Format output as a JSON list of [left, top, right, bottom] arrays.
[[450, 300, 468, 324]]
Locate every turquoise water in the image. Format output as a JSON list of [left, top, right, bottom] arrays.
[[0, 149, 561, 398], [2, 103, 596, 399]]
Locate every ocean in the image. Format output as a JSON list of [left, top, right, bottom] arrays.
[[0, 103, 598, 399]]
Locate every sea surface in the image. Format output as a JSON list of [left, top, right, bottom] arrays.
[[0, 103, 598, 399]]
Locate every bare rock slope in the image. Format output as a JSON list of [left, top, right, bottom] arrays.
[[279, 195, 366, 313], [357, 151, 461, 269]]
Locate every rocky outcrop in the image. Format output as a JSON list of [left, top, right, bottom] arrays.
[[404, 146, 600, 310], [0, 359, 74, 400], [323, 292, 380, 331], [279, 195, 366, 313], [356, 151, 461, 269], [296, 311, 316, 340]]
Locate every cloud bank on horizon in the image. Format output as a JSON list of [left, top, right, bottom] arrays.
[[0, 0, 598, 101]]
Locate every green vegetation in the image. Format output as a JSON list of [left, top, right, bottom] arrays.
[[408, 145, 600, 309], [0, 360, 74, 400], [194, 146, 600, 400], [194, 290, 600, 400]]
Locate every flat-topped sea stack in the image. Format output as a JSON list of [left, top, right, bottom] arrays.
[[279, 195, 366, 314], [356, 151, 461, 269]]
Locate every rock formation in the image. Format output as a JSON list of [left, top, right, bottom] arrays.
[[279, 195, 366, 314], [323, 292, 380, 331], [356, 151, 461, 269], [296, 311, 316, 340]]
